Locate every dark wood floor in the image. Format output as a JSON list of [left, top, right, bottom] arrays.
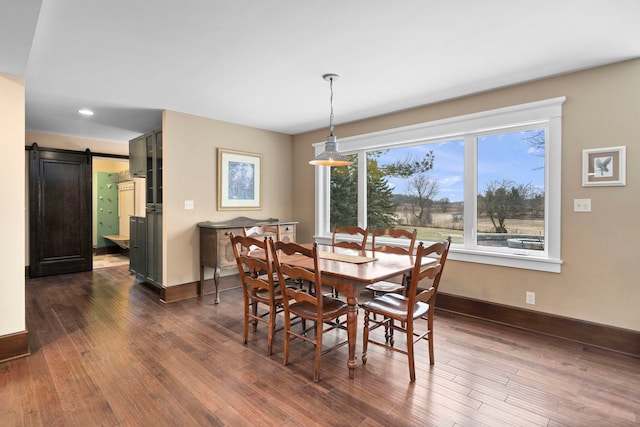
[[3, 265, 639, 426]]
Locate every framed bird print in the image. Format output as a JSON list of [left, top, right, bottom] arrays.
[[582, 146, 626, 187]]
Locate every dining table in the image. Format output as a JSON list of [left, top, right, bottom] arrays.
[[256, 242, 436, 379]]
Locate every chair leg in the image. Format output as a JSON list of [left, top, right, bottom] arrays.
[[406, 322, 416, 382], [283, 311, 291, 366], [371, 289, 380, 321], [252, 301, 258, 332], [427, 313, 435, 365], [362, 311, 370, 365], [243, 310, 249, 344], [267, 304, 276, 356], [384, 315, 390, 343], [314, 321, 322, 382]]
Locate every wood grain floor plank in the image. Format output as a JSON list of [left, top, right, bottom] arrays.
[[470, 388, 550, 426]]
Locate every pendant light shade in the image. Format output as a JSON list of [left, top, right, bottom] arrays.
[[309, 74, 353, 167]]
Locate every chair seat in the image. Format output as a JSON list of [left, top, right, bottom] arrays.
[[289, 296, 348, 321], [251, 286, 284, 304], [361, 294, 429, 321], [366, 280, 404, 293], [258, 272, 289, 282]]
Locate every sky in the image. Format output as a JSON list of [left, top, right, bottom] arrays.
[[377, 129, 545, 202]]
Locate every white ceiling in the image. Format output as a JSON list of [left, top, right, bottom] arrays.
[[3, 0, 640, 144]]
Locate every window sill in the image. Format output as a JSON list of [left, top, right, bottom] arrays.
[[450, 248, 562, 273], [314, 236, 562, 273]]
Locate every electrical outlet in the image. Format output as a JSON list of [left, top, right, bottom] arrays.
[[526, 291, 535, 305], [184, 200, 194, 210], [574, 198, 591, 212]]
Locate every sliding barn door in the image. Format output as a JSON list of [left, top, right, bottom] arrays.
[[29, 146, 93, 277]]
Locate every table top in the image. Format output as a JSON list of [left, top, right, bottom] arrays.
[[254, 243, 435, 286]]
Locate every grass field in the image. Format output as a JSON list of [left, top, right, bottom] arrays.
[[396, 212, 544, 245]]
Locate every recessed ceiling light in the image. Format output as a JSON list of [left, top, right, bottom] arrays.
[[78, 109, 94, 116]]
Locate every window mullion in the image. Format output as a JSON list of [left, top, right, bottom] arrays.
[[463, 135, 476, 249], [547, 117, 561, 260], [314, 164, 331, 237], [357, 151, 367, 229]]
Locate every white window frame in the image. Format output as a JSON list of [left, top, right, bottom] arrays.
[[312, 97, 565, 273]]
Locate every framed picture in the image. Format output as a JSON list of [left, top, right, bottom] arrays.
[[217, 149, 262, 210], [582, 146, 626, 187]]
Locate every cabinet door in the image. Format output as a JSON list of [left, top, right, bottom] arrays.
[[154, 130, 162, 204], [155, 209, 162, 285], [145, 130, 163, 205], [129, 216, 147, 279], [218, 228, 244, 269], [129, 216, 137, 274], [145, 133, 154, 204], [146, 208, 162, 286], [129, 136, 146, 177]]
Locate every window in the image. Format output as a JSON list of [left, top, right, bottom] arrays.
[[314, 97, 565, 272], [476, 128, 545, 252]]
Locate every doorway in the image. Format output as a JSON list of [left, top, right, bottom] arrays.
[[28, 147, 142, 277], [92, 157, 145, 268]]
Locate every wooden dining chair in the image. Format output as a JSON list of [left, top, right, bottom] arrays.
[[361, 240, 446, 382], [330, 225, 368, 297], [405, 236, 451, 297], [242, 224, 283, 283], [270, 239, 349, 382], [229, 233, 283, 356], [366, 228, 417, 297], [331, 225, 368, 250]]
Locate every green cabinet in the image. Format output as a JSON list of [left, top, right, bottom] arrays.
[[145, 129, 162, 286], [128, 127, 162, 288]]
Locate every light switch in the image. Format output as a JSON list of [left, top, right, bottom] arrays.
[[574, 198, 591, 212], [184, 200, 194, 210]]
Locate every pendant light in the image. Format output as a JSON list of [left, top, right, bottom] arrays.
[[309, 74, 353, 167]]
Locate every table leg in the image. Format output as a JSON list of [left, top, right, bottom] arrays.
[[199, 265, 204, 296], [346, 295, 358, 379], [214, 267, 221, 304], [200, 265, 221, 303]]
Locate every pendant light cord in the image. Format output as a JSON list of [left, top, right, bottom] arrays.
[[328, 76, 335, 137]]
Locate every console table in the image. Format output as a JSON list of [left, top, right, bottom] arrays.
[[197, 217, 297, 303]]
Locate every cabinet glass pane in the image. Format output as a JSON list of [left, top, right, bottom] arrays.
[[146, 134, 154, 204], [156, 132, 162, 204]]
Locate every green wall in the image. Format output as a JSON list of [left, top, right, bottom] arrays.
[[95, 172, 119, 247]]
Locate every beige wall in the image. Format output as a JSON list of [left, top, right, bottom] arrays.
[[292, 59, 640, 331], [93, 158, 129, 172], [26, 131, 129, 155], [162, 110, 293, 287], [1, 74, 26, 336]]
